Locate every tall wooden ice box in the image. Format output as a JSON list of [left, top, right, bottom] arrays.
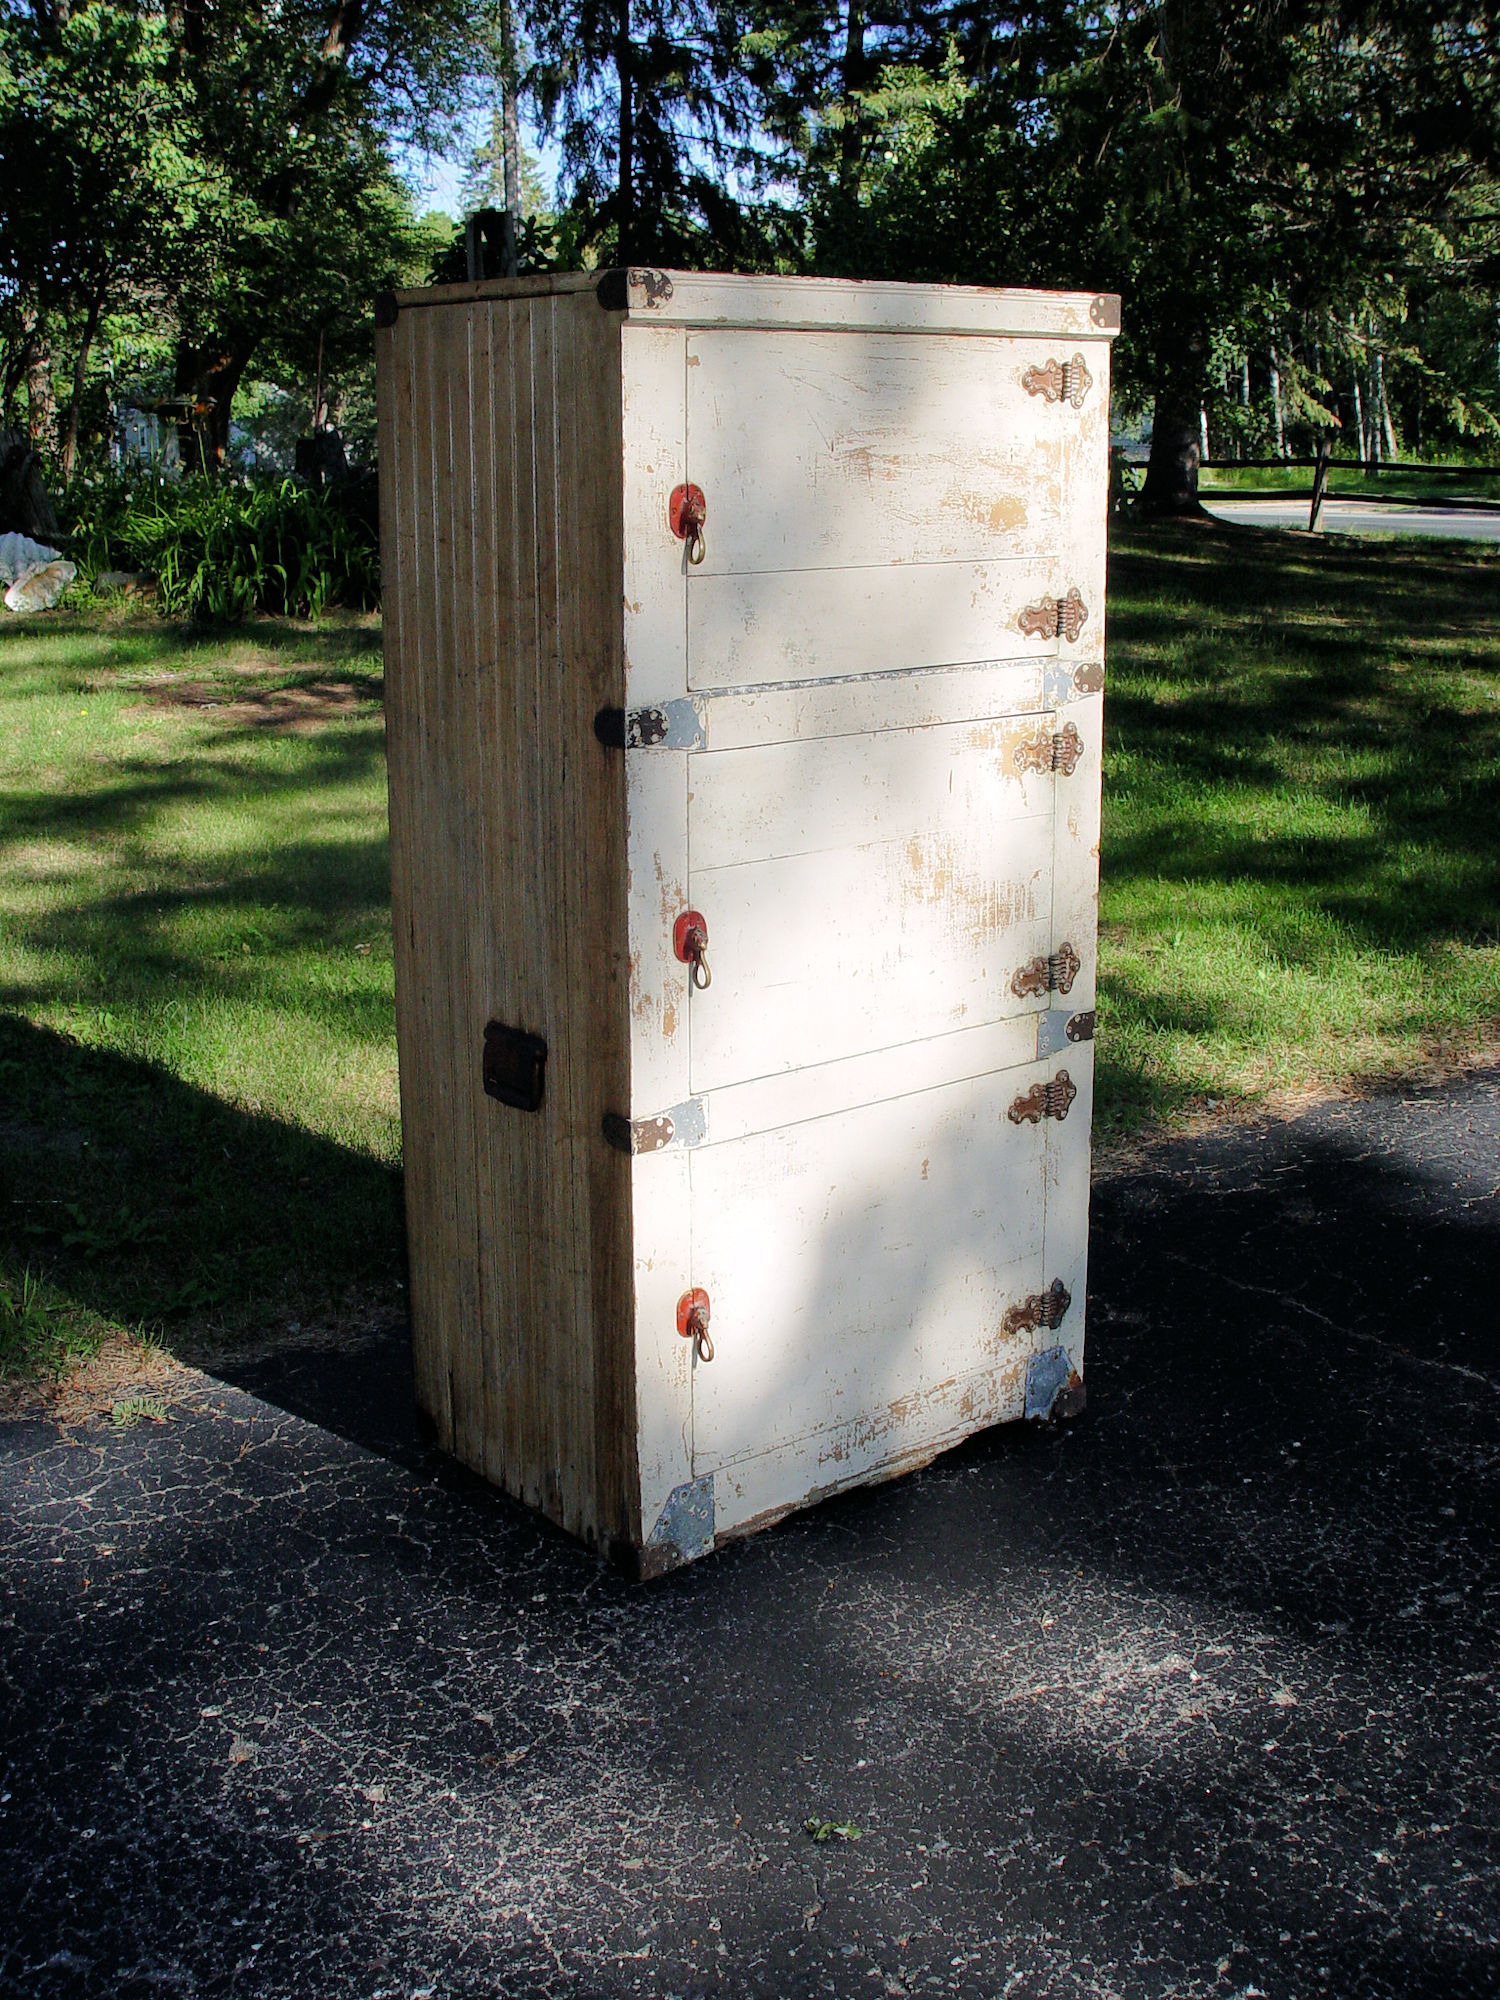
[[375, 269, 1118, 1575]]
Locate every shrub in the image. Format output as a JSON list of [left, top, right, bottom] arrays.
[[63, 473, 380, 621]]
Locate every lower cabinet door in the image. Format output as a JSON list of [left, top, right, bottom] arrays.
[[687, 1053, 1079, 1532]]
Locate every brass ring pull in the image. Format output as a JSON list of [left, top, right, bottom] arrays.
[[694, 1325, 714, 1363], [687, 525, 706, 565], [689, 948, 711, 990]]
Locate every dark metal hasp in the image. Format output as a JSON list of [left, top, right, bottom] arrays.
[[482, 1022, 548, 1112]]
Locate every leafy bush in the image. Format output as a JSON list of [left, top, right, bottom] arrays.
[[64, 473, 380, 621]]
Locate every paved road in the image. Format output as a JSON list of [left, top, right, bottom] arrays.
[[1205, 494, 1500, 541], [5, 1071, 1500, 1998]]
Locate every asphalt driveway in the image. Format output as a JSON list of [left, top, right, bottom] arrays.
[[4, 1068, 1500, 1999]]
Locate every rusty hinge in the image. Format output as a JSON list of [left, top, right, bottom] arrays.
[[1022, 353, 1093, 409], [1011, 941, 1080, 1000], [1018, 587, 1088, 644], [1002, 1278, 1072, 1338], [1008, 1070, 1077, 1125], [1014, 721, 1083, 778]]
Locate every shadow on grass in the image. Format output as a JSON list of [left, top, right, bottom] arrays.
[[0, 1012, 405, 1344], [1097, 523, 1500, 1125]]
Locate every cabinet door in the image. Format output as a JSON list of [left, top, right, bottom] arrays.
[[688, 1054, 1070, 1499], [685, 329, 1108, 687], [685, 708, 1094, 1092]]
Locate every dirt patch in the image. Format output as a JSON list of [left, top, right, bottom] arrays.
[[0, 1330, 195, 1428], [131, 677, 380, 732]]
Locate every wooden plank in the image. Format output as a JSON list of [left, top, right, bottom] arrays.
[[437, 300, 489, 1481], [621, 326, 688, 708], [377, 307, 451, 1441], [1041, 1044, 1093, 1383], [567, 298, 637, 1551], [688, 713, 1059, 872], [634, 274, 1118, 340], [397, 305, 464, 1448], [688, 554, 1106, 690], [695, 1014, 1039, 1145], [390, 272, 1122, 342], [685, 331, 1109, 577], [689, 1062, 1049, 1476], [698, 658, 1046, 751]]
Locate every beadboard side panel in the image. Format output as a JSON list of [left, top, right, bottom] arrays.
[[377, 293, 638, 1551]]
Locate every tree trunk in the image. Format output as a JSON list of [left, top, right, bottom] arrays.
[[1269, 345, 1285, 457], [61, 288, 105, 486], [23, 306, 56, 453], [615, 0, 634, 263], [173, 331, 256, 473], [840, 0, 866, 189], [1141, 375, 1208, 518], [500, 0, 521, 277]]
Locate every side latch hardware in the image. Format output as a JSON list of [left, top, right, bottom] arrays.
[[482, 1022, 547, 1112], [1002, 1278, 1072, 1338], [669, 483, 707, 565], [673, 909, 711, 989], [1019, 587, 1088, 644], [1022, 353, 1093, 408], [1008, 1070, 1078, 1126], [1011, 941, 1081, 1000], [1014, 722, 1083, 778], [677, 1287, 713, 1363], [1065, 1010, 1096, 1044]]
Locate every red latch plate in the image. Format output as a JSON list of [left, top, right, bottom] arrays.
[[668, 483, 706, 541]]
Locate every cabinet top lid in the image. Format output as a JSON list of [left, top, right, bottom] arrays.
[[383, 269, 1122, 341]]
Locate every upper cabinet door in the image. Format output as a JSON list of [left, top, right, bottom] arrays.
[[685, 329, 1109, 689]]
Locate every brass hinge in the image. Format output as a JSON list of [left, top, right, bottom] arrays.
[[1014, 722, 1083, 778], [1018, 587, 1088, 644], [1011, 941, 1080, 1000], [1002, 1278, 1072, 1338], [1008, 1070, 1078, 1125], [1022, 353, 1093, 409]]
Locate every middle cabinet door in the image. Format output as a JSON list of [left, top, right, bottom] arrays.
[[684, 709, 1068, 1095]]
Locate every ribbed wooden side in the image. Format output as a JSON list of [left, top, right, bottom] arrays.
[[376, 291, 638, 1552]]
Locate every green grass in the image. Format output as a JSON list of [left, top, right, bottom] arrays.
[[1199, 463, 1500, 505], [0, 601, 401, 1375], [1099, 522, 1500, 1135], [1, 528, 1497, 1375]]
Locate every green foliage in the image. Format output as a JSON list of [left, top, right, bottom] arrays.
[[0, 1264, 104, 1380], [64, 477, 380, 623]]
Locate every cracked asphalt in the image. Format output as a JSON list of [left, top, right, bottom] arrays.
[[4, 1068, 1500, 1999]]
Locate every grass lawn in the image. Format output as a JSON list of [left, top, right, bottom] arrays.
[[1199, 462, 1500, 506], [1, 522, 1497, 1376], [1099, 522, 1500, 1134], [0, 608, 398, 1379]]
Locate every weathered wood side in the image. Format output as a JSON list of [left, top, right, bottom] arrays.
[[378, 291, 636, 1552]]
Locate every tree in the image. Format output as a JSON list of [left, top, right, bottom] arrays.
[[524, 0, 784, 267], [0, 4, 206, 479], [161, 0, 477, 465]]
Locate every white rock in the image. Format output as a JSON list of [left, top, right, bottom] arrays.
[[4, 559, 76, 612]]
